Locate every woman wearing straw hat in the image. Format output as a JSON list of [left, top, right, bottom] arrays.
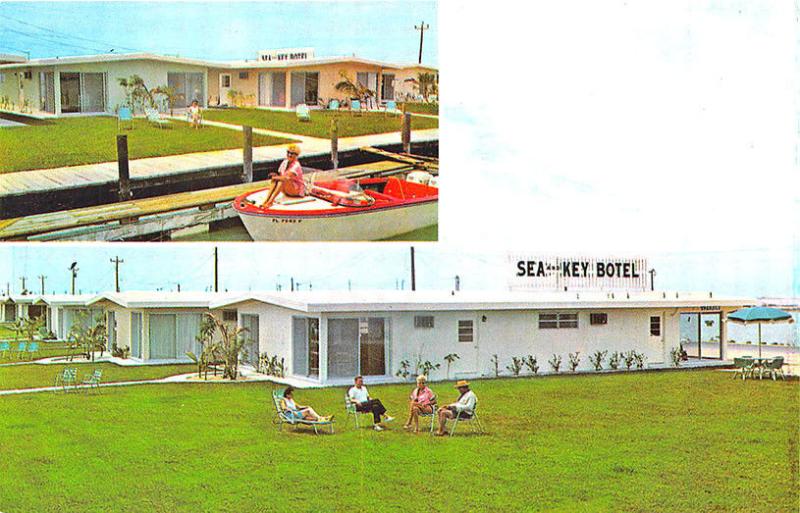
[[260, 143, 306, 208], [403, 375, 435, 433], [435, 380, 477, 436]]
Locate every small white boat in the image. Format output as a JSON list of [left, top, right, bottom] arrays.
[[233, 176, 438, 241]]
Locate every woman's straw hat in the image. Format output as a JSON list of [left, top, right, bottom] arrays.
[[454, 380, 470, 388], [287, 144, 301, 155]]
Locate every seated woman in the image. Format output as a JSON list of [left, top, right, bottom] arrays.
[[260, 144, 305, 208], [403, 375, 435, 432], [280, 386, 332, 422]]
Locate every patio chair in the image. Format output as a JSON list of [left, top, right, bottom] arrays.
[[144, 107, 169, 128], [0, 341, 10, 359], [344, 394, 373, 429], [732, 357, 754, 380], [54, 367, 78, 392], [328, 99, 340, 110], [16, 341, 27, 358], [26, 341, 39, 360], [118, 106, 134, 130], [271, 390, 333, 434], [762, 357, 786, 381], [445, 402, 486, 437], [296, 104, 311, 122], [418, 395, 438, 434], [81, 368, 103, 392], [350, 99, 362, 116], [384, 100, 401, 115]]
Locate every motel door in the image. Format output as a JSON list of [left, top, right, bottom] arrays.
[[327, 318, 386, 379], [457, 315, 479, 375], [680, 312, 722, 359], [219, 74, 232, 105]]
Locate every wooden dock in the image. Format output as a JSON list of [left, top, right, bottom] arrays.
[[0, 159, 421, 241]]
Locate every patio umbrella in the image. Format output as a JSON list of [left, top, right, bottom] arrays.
[[727, 307, 795, 358]]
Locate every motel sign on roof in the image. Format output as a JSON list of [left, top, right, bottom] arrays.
[[257, 48, 315, 62], [509, 255, 650, 291]]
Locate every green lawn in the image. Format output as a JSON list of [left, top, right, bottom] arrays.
[[0, 117, 293, 173], [399, 102, 439, 115], [0, 370, 796, 512], [203, 107, 439, 138], [0, 362, 194, 390]]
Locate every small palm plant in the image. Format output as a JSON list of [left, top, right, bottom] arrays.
[[443, 353, 460, 379], [567, 352, 581, 372], [506, 356, 524, 376], [151, 85, 183, 116], [395, 359, 412, 381], [23, 316, 45, 346], [524, 355, 539, 374], [490, 354, 500, 377], [623, 351, 636, 371], [186, 315, 218, 379], [609, 351, 622, 370], [589, 350, 607, 371], [633, 351, 647, 370], [548, 354, 562, 373]]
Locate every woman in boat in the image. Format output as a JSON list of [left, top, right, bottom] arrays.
[[260, 144, 305, 208], [280, 386, 332, 422]]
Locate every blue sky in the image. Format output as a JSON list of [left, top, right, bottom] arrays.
[[0, 244, 796, 298], [0, 1, 438, 65]]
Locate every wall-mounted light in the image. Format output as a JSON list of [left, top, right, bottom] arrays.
[[481, 315, 487, 322]]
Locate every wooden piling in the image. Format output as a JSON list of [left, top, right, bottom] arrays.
[[242, 125, 253, 183], [116, 135, 131, 201], [331, 118, 339, 171], [401, 112, 411, 154]]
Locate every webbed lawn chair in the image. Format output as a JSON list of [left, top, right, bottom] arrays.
[[350, 99, 362, 115], [272, 390, 333, 435], [328, 99, 340, 110], [118, 106, 134, 130], [344, 394, 373, 429], [762, 357, 786, 381], [26, 341, 39, 360], [81, 368, 103, 392], [384, 100, 401, 115], [144, 107, 169, 128], [732, 357, 754, 380], [418, 395, 438, 434], [55, 367, 78, 392], [446, 402, 485, 437], [0, 341, 10, 359], [16, 341, 27, 358], [296, 104, 311, 122]]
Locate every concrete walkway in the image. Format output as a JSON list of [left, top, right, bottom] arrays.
[[0, 127, 438, 197]]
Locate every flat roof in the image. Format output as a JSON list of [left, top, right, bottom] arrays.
[[88, 291, 240, 309], [0, 52, 436, 72], [0, 54, 27, 64]]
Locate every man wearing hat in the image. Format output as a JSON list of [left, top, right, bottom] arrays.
[[260, 143, 306, 208], [435, 380, 477, 436]]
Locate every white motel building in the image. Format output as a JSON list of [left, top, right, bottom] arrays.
[[0, 287, 754, 386], [0, 48, 437, 117]]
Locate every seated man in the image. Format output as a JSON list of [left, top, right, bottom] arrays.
[[435, 380, 477, 436], [280, 386, 332, 422], [347, 375, 395, 431]]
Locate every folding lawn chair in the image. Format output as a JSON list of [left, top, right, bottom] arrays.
[[296, 104, 311, 122], [762, 357, 786, 381], [350, 99, 362, 115], [118, 106, 134, 130], [732, 357, 754, 380], [384, 100, 401, 115], [328, 99, 340, 110], [419, 395, 438, 434], [0, 341, 10, 359], [26, 341, 39, 360], [271, 390, 333, 434], [344, 394, 373, 429], [81, 369, 103, 392], [55, 367, 78, 393], [447, 402, 485, 437], [144, 107, 169, 128], [16, 341, 27, 358]]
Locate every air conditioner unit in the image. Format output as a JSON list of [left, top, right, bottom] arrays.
[[239, 72, 249, 80]]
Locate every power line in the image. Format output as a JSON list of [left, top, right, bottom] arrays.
[[2, 27, 108, 54], [1, 12, 143, 53]]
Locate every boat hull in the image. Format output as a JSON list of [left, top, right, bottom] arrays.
[[237, 200, 437, 241]]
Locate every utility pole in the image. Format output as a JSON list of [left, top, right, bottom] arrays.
[[38, 275, 46, 295], [414, 21, 430, 64], [348, 279, 352, 291], [69, 262, 78, 295], [213, 247, 219, 292], [410, 246, 416, 291], [19, 277, 27, 295], [110, 256, 124, 293], [648, 268, 657, 291], [454, 275, 460, 292], [290, 277, 295, 292]]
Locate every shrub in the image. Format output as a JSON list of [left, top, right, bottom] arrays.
[[111, 344, 131, 359], [589, 350, 607, 371], [608, 351, 621, 370], [548, 354, 562, 373], [418, 359, 441, 378], [506, 356, 524, 376], [443, 353, 460, 379], [395, 359, 412, 381], [633, 351, 647, 370], [567, 352, 581, 372], [490, 354, 500, 377], [524, 355, 539, 374], [623, 351, 635, 370], [669, 347, 682, 367]]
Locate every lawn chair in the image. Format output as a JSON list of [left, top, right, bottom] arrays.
[[0, 341, 9, 359], [418, 395, 438, 434], [384, 100, 401, 115], [344, 394, 373, 429], [118, 106, 134, 130], [328, 99, 340, 110], [762, 357, 786, 381], [54, 367, 78, 392], [26, 341, 39, 360], [446, 402, 485, 437], [271, 390, 333, 434], [17, 341, 27, 359], [296, 104, 311, 122], [350, 99, 362, 116], [81, 368, 103, 392], [144, 107, 169, 128], [732, 357, 754, 380]]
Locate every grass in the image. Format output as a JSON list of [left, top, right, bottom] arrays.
[[0, 370, 796, 512], [399, 102, 439, 115], [0, 341, 76, 363], [203, 107, 439, 138], [0, 117, 294, 173], [0, 362, 195, 390]]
